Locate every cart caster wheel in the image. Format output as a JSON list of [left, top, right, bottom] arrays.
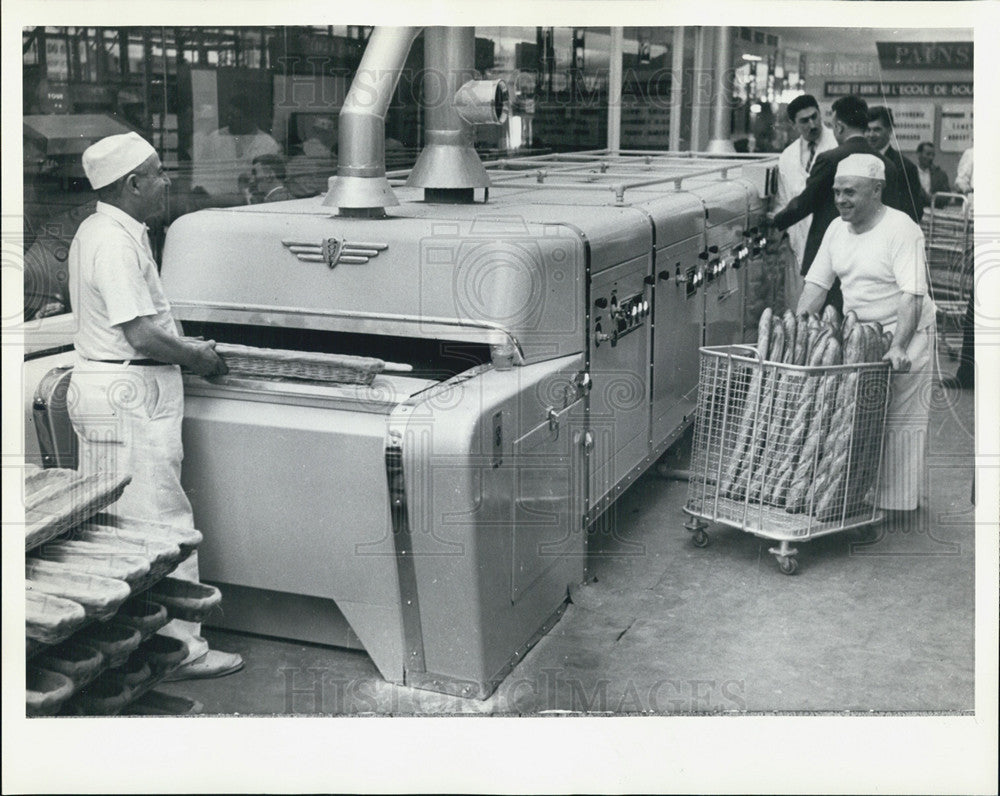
[[777, 556, 798, 575], [857, 526, 880, 543], [692, 529, 710, 548]]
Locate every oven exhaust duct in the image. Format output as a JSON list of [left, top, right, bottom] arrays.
[[706, 26, 736, 154], [324, 26, 422, 217], [406, 27, 509, 203]]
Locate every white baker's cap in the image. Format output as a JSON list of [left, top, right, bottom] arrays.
[[835, 153, 885, 181], [82, 132, 157, 190]]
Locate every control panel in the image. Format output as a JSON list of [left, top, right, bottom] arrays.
[[593, 290, 650, 347], [682, 265, 703, 298]]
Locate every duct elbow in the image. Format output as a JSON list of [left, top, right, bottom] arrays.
[[327, 26, 421, 215], [454, 80, 510, 126]]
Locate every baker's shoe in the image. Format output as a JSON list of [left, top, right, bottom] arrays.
[[163, 650, 244, 682]]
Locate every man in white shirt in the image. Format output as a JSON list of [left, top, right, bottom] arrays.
[[68, 132, 243, 681], [954, 146, 973, 194], [797, 153, 937, 518], [193, 95, 281, 199], [775, 95, 838, 309]]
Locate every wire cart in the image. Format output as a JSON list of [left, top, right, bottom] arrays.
[[683, 345, 892, 574], [922, 193, 973, 359]]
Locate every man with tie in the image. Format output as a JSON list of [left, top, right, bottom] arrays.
[[774, 94, 838, 308], [771, 95, 905, 313], [915, 141, 950, 209], [67, 132, 244, 681], [866, 106, 923, 222]]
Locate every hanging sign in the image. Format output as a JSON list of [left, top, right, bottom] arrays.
[[825, 82, 972, 98], [939, 105, 973, 153], [885, 103, 936, 152], [876, 42, 973, 70]]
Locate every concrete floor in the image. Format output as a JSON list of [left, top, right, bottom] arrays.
[[157, 379, 976, 716]]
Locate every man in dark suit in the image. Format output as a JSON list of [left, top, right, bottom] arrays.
[[915, 141, 951, 209], [770, 95, 904, 313], [867, 106, 923, 222]]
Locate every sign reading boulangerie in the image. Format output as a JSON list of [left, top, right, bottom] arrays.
[[876, 42, 973, 70]]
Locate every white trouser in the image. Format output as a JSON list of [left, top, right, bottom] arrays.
[[68, 357, 208, 662], [877, 325, 936, 511]]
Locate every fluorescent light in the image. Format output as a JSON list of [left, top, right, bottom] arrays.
[[742, 53, 762, 62]]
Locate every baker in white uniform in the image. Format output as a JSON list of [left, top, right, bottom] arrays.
[[774, 94, 838, 309], [796, 153, 936, 517], [68, 132, 243, 680]]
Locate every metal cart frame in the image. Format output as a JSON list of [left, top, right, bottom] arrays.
[[683, 345, 892, 574], [922, 193, 973, 360]]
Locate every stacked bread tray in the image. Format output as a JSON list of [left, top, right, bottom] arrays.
[[24, 465, 132, 550], [23, 466, 220, 716]]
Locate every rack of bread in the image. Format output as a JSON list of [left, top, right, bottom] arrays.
[[24, 465, 221, 716]]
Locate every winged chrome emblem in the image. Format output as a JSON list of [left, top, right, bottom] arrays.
[[282, 238, 388, 269]]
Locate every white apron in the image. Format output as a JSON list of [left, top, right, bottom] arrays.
[[877, 324, 936, 511], [68, 358, 208, 663]]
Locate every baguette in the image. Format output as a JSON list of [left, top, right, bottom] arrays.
[[757, 307, 773, 359], [767, 332, 834, 506], [813, 448, 851, 521], [785, 337, 841, 513], [843, 324, 865, 365], [734, 313, 787, 501], [719, 358, 765, 495], [781, 310, 797, 364], [822, 304, 841, 329], [762, 312, 811, 502], [768, 318, 785, 363], [811, 325, 876, 516], [842, 310, 859, 345], [794, 314, 810, 365], [863, 324, 882, 362], [744, 358, 781, 502]]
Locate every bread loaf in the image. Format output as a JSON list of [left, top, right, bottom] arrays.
[[842, 310, 859, 345], [782, 310, 797, 364], [822, 304, 842, 329], [757, 307, 773, 359], [813, 448, 851, 521], [718, 357, 764, 495], [785, 337, 841, 513], [794, 314, 810, 365], [717, 304, 888, 518], [768, 318, 785, 363]]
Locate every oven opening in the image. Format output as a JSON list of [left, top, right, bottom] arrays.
[[180, 321, 493, 381]]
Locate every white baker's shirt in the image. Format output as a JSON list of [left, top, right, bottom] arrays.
[[806, 206, 937, 332], [955, 147, 973, 194], [68, 202, 179, 360], [193, 126, 281, 196], [775, 125, 838, 266]]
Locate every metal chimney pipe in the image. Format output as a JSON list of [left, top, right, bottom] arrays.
[[607, 27, 623, 153], [324, 26, 422, 216], [406, 27, 492, 202], [706, 26, 736, 154]]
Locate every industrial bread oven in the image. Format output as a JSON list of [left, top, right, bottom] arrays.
[[30, 27, 777, 699]]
